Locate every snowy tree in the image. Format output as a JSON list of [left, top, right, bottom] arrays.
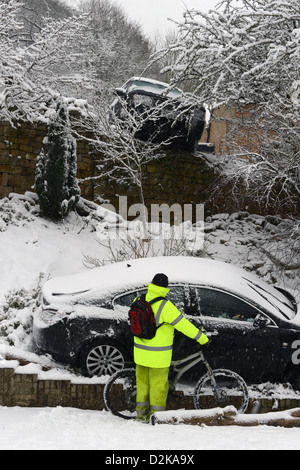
[[153, 0, 300, 280], [15, 0, 74, 45], [0, 0, 153, 120], [77, 97, 170, 234], [156, 0, 300, 214], [35, 98, 80, 219], [20, 12, 90, 100], [0, 0, 33, 122], [218, 101, 300, 213], [77, 0, 153, 87], [78, 95, 201, 266], [0, 0, 88, 122], [159, 0, 300, 109]]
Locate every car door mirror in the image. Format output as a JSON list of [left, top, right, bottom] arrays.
[[253, 314, 271, 328]]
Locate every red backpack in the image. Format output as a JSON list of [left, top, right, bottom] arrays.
[[128, 294, 167, 339]]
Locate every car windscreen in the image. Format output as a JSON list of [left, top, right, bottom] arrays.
[[244, 278, 297, 320]]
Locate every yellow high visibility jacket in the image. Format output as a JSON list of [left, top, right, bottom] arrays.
[[133, 283, 203, 368]]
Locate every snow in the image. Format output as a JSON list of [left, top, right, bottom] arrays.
[[122, 76, 183, 98], [40, 255, 297, 323], [1, 406, 300, 450], [1, 192, 300, 450], [0, 194, 103, 303]]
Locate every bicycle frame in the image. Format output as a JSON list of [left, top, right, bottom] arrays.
[[169, 349, 211, 387], [104, 346, 249, 418], [170, 349, 242, 404]]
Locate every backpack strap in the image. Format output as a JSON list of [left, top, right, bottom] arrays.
[[148, 296, 166, 305], [139, 295, 168, 327], [151, 297, 168, 327]]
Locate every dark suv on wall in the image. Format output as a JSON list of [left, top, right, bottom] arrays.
[[110, 77, 206, 152], [33, 256, 300, 389]]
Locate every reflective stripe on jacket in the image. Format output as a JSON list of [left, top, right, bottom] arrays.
[[133, 283, 202, 368]]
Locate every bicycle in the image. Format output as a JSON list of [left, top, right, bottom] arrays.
[[103, 345, 249, 420]]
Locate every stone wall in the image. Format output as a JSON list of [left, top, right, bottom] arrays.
[[0, 118, 221, 217], [0, 119, 95, 200], [0, 365, 105, 410], [0, 106, 242, 206], [0, 115, 275, 217], [94, 149, 216, 217], [1, 362, 300, 414]]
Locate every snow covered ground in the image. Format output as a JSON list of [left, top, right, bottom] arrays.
[[2, 406, 300, 450], [0, 192, 300, 450]]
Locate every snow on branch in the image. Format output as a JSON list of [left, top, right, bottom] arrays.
[[156, 0, 300, 108]]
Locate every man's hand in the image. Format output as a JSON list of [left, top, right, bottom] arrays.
[[198, 332, 209, 345]]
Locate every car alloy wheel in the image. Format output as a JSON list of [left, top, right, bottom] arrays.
[[80, 341, 127, 377]]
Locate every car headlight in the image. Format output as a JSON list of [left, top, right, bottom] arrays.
[[132, 93, 153, 107], [38, 307, 68, 326]]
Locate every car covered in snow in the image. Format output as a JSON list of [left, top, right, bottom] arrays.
[[110, 77, 206, 152], [33, 256, 300, 387]]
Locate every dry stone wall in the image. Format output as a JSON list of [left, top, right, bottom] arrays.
[[1, 362, 299, 414], [0, 116, 274, 217], [0, 119, 221, 217], [94, 149, 216, 216], [0, 119, 95, 201], [0, 364, 105, 410]]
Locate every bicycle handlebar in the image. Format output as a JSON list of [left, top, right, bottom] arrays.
[[198, 330, 218, 350], [206, 331, 218, 337], [199, 330, 217, 341]]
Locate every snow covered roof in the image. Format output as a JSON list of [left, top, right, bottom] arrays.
[[42, 256, 296, 321]]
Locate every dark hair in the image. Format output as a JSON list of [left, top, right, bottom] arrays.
[[152, 273, 168, 287]]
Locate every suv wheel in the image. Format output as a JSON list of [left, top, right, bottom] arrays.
[[80, 340, 128, 377]]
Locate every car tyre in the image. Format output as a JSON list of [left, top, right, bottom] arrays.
[[79, 339, 129, 377]]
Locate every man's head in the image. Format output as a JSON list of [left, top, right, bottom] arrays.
[[152, 273, 168, 288]]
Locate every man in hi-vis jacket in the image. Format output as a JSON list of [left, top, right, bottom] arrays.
[[134, 273, 209, 423]]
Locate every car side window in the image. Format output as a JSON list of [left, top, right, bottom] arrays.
[[113, 286, 186, 311], [114, 291, 137, 308], [167, 285, 186, 311], [193, 287, 260, 323], [113, 288, 147, 308]]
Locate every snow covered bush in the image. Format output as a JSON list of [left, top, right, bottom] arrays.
[[0, 193, 39, 230], [83, 226, 203, 268], [0, 274, 44, 348], [35, 99, 80, 219]]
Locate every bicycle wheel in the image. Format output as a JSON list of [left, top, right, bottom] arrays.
[[104, 368, 136, 420], [194, 368, 249, 414]]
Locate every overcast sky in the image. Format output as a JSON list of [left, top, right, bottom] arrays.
[[66, 0, 220, 38], [114, 0, 220, 38]]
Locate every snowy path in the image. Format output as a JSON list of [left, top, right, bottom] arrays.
[[1, 406, 300, 450]]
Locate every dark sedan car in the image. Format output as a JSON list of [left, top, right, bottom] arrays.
[[33, 256, 300, 388], [110, 77, 206, 152]]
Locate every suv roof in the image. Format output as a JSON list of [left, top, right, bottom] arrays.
[[122, 77, 183, 99]]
